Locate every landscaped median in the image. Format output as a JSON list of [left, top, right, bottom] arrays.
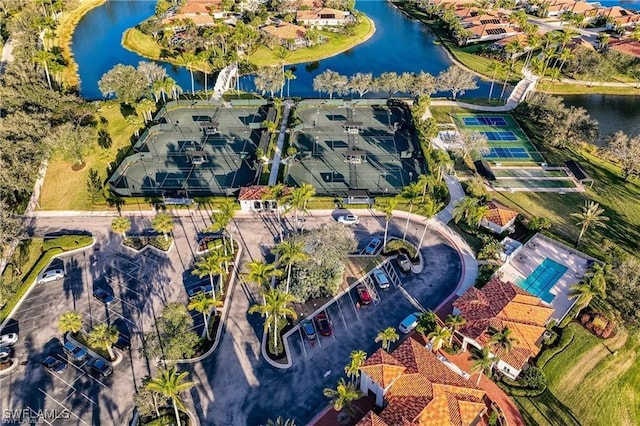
[[0, 235, 94, 324]]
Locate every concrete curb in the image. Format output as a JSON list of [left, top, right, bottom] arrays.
[[66, 331, 112, 366], [0, 358, 20, 376], [0, 238, 96, 331]]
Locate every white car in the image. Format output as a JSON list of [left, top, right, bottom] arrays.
[[398, 312, 421, 334], [0, 333, 18, 345], [337, 215, 359, 225], [38, 269, 64, 284]]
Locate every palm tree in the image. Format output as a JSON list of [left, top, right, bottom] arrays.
[[192, 254, 224, 301], [126, 114, 145, 138], [146, 367, 195, 426], [208, 199, 237, 251], [284, 69, 296, 98], [568, 264, 607, 310], [444, 314, 466, 346], [344, 350, 367, 384], [375, 327, 399, 351], [416, 198, 444, 249], [286, 183, 315, 232], [452, 197, 479, 225], [87, 323, 119, 361], [111, 217, 131, 238], [487, 62, 501, 101], [248, 289, 297, 354], [244, 260, 282, 293], [152, 212, 174, 242], [427, 325, 452, 353], [180, 52, 198, 96], [33, 50, 55, 90], [273, 46, 289, 98], [570, 201, 609, 247], [137, 98, 156, 123], [471, 346, 494, 386], [489, 327, 519, 354], [188, 292, 222, 340], [58, 311, 83, 335], [266, 417, 296, 426], [400, 182, 423, 241], [264, 183, 288, 240], [374, 198, 399, 250], [323, 378, 362, 418], [272, 241, 308, 294]]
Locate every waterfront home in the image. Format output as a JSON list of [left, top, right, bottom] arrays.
[[452, 278, 553, 380], [357, 337, 491, 425], [609, 40, 640, 59], [461, 23, 520, 45], [489, 33, 531, 58], [261, 22, 309, 49], [296, 7, 353, 27]]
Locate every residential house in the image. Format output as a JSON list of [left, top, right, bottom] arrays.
[[238, 185, 289, 212], [591, 6, 640, 29], [461, 23, 520, 45], [261, 22, 309, 49], [296, 8, 353, 27], [488, 33, 531, 58], [453, 7, 481, 20], [358, 337, 491, 425], [609, 39, 640, 59], [452, 278, 554, 380], [428, 0, 477, 8], [479, 201, 518, 234]]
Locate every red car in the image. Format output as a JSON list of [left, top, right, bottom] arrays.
[[315, 312, 332, 336], [357, 284, 372, 305]]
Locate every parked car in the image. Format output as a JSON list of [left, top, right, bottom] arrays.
[[315, 312, 332, 337], [63, 341, 88, 362], [398, 312, 421, 334], [187, 284, 214, 298], [89, 358, 113, 377], [356, 284, 372, 305], [397, 253, 412, 273], [364, 238, 382, 255], [42, 354, 67, 373], [372, 268, 390, 289], [301, 320, 316, 340], [0, 333, 18, 346], [38, 269, 64, 284], [114, 334, 131, 351], [337, 215, 359, 225], [0, 345, 12, 361], [93, 288, 114, 305]]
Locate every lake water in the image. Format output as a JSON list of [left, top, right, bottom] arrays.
[[563, 95, 640, 143], [72, 0, 505, 99]]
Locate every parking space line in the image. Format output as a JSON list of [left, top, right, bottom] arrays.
[[38, 388, 89, 425], [298, 328, 308, 360], [335, 297, 349, 330], [346, 289, 361, 321]]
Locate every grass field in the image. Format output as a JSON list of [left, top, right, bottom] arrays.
[[430, 105, 479, 123], [39, 101, 140, 210], [248, 17, 375, 67], [516, 323, 640, 425]]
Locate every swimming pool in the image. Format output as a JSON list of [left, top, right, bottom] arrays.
[[517, 258, 568, 303]]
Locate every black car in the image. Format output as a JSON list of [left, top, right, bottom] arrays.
[[42, 355, 67, 373], [93, 288, 114, 305], [89, 358, 113, 377], [114, 334, 130, 350]]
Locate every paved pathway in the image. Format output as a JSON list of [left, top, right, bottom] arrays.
[[268, 100, 293, 185], [0, 37, 14, 75]]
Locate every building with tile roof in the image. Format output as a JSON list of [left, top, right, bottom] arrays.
[[238, 185, 292, 211], [261, 23, 309, 49], [296, 7, 353, 27], [452, 278, 554, 379], [479, 201, 518, 234], [610, 40, 640, 59], [357, 337, 491, 425]]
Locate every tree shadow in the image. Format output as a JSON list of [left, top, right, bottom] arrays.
[[119, 103, 136, 118]]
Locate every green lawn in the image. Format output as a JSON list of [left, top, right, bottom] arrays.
[[248, 17, 375, 67], [430, 106, 479, 124], [516, 323, 640, 425]]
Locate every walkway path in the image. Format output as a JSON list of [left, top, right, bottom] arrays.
[[268, 100, 293, 186], [210, 63, 237, 101], [0, 38, 14, 75]]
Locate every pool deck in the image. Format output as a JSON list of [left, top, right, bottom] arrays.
[[497, 233, 595, 323]]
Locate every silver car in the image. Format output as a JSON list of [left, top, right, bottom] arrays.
[[38, 269, 64, 284], [0, 333, 18, 346]]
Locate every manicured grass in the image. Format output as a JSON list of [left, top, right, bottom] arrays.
[[541, 81, 640, 96], [430, 106, 479, 123], [248, 17, 375, 67], [55, 0, 107, 88], [517, 323, 640, 426], [39, 101, 144, 211]]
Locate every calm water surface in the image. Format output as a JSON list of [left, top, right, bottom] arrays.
[[563, 95, 640, 143], [72, 0, 505, 99]]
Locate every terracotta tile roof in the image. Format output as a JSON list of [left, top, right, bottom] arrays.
[[492, 33, 530, 47], [483, 201, 518, 227], [468, 24, 519, 38], [356, 412, 391, 426], [359, 338, 488, 426], [360, 349, 407, 389], [610, 41, 640, 58], [571, 1, 594, 13], [179, 2, 211, 14], [162, 14, 216, 26], [296, 7, 348, 22], [238, 185, 292, 201], [262, 23, 307, 40], [454, 278, 553, 371]]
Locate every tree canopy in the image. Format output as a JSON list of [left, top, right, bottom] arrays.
[[98, 64, 148, 104]]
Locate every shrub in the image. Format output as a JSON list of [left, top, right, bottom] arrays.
[[536, 326, 575, 368], [519, 366, 547, 390], [383, 239, 418, 259]]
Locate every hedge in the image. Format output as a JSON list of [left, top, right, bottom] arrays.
[[497, 381, 546, 397], [383, 239, 418, 259], [536, 326, 575, 368], [43, 235, 93, 251]]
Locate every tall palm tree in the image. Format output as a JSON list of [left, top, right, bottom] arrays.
[[264, 183, 288, 240], [33, 50, 55, 90], [489, 327, 519, 354], [344, 350, 367, 384], [284, 69, 296, 98], [427, 325, 452, 353], [452, 197, 479, 225], [188, 292, 222, 340], [266, 417, 296, 426], [444, 314, 466, 346], [487, 61, 501, 101], [111, 217, 131, 238], [87, 323, 119, 361], [208, 199, 237, 252], [374, 197, 399, 250], [136, 98, 156, 123], [471, 346, 494, 386], [248, 289, 297, 354], [323, 378, 362, 418], [570, 201, 609, 246], [375, 327, 399, 351], [152, 212, 174, 242], [180, 52, 198, 96], [146, 367, 195, 426], [400, 181, 422, 241], [244, 260, 282, 293], [286, 183, 315, 232], [192, 254, 224, 301], [416, 198, 444, 249], [568, 264, 607, 310], [58, 311, 83, 335], [273, 46, 289, 98], [272, 240, 308, 294]]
